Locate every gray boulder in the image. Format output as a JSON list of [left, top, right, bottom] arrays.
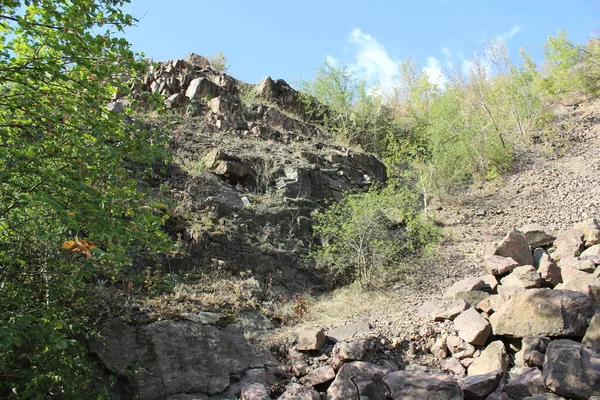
[[294, 326, 325, 351], [518, 224, 556, 248], [326, 361, 392, 400], [461, 370, 503, 400], [332, 340, 367, 369], [489, 289, 593, 337], [468, 341, 509, 376], [543, 339, 600, 400], [136, 321, 263, 399], [500, 265, 541, 288], [383, 370, 464, 400], [504, 367, 548, 399], [583, 314, 600, 353]]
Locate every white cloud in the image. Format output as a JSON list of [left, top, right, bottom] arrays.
[[346, 28, 399, 93], [441, 47, 452, 57], [423, 56, 447, 87], [502, 25, 522, 40], [325, 54, 339, 68]]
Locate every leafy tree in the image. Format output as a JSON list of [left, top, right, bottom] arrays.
[[208, 50, 229, 73], [0, 1, 171, 397], [311, 186, 439, 288], [299, 60, 392, 153]]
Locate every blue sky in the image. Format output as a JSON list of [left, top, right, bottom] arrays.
[[124, 1, 599, 88]]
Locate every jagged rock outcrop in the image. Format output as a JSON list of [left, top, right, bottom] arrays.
[[90, 318, 269, 399]]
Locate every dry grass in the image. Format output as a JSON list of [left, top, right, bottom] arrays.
[[300, 285, 401, 325]]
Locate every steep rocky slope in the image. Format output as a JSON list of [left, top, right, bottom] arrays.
[[91, 55, 600, 399]]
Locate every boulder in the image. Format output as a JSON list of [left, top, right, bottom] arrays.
[[208, 96, 242, 115], [537, 253, 562, 287], [543, 339, 600, 400], [454, 308, 492, 345], [326, 361, 392, 400], [294, 326, 325, 351], [575, 218, 600, 247], [279, 383, 321, 400], [477, 295, 502, 314], [434, 299, 470, 321], [382, 370, 463, 400], [468, 341, 509, 377], [491, 229, 534, 266], [331, 340, 367, 369], [455, 291, 491, 307], [288, 348, 310, 376], [582, 244, 600, 258], [186, 77, 220, 100], [518, 224, 556, 248], [88, 318, 145, 374], [213, 160, 254, 184], [185, 53, 210, 68], [489, 289, 593, 337], [557, 257, 595, 273], [533, 248, 546, 269], [552, 228, 585, 262], [240, 383, 270, 400], [447, 335, 477, 359], [500, 265, 541, 288], [327, 322, 370, 342], [555, 266, 600, 298], [137, 321, 262, 399], [521, 336, 550, 368], [485, 255, 519, 276], [444, 277, 485, 298], [443, 357, 466, 377], [480, 274, 499, 292], [299, 366, 335, 387], [504, 367, 548, 399], [583, 314, 600, 353], [461, 370, 503, 400], [164, 92, 187, 109]]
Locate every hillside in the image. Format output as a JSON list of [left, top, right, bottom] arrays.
[[81, 55, 600, 399]]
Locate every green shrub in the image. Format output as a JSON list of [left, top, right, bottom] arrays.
[[311, 185, 439, 288]]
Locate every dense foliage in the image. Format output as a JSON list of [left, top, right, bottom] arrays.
[[0, 1, 171, 397], [308, 31, 599, 286], [312, 186, 439, 288]]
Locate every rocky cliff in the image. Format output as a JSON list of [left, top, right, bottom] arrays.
[[91, 54, 600, 399]]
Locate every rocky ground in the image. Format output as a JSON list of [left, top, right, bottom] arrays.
[[91, 55, 600, 399]]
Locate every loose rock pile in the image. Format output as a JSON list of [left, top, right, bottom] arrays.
[[244, 220, 600, 399]]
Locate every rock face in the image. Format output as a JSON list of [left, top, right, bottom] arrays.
[[90, 319, 264, 399], [543, 339, 600, 400], [383, 370, 464, 400], [489, 289, 593, 337]]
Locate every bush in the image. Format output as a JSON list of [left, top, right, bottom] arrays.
[[0, 1, 172, 396], [311, 185, 439, 288]]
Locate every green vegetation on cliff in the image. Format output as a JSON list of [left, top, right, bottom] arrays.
[[0, 1, 171, 397]]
